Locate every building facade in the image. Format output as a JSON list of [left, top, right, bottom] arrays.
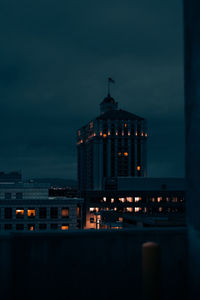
[[82, 178, 185, 229], [77, 94, 148, 191], [0, 182, 83, 231]]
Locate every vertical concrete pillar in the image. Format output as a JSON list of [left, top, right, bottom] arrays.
[[185, 0, 200, 297], [142, 242, 161, 300]]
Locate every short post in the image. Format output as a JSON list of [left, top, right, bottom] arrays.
[[142, 242, 161, 300]]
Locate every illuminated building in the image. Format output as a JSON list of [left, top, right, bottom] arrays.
[[77, 93, 147, 191], [83, 178, 185, 229], [0, 182, 83, 231]]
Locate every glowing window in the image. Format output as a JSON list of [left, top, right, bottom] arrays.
[[159, 207, 163, 212], [145, 133, 148, 137], [114, 207, 117, 211], [127, 207, 133, 212], [111, 198, 114, 203], [78, 130, 81, 136], [61, 224, 69, 230], [128, 131, 131, 136], [27, 209, 35, 218], [152, 198, 155, 202], [118, 152, 122, 156], [118, 217, 123, 222], [135, 132, 138, 136], [141, 132, 144, 136], [108, 131, 111, 136], [126, 197, 133, 202], [90, 207, 95, 212], [61, 208, 69, 218], [144, 207, 147, 213], [119, 198, 125, 203], [122, 131, 124, 136], [16, 209, 24, 218], [134, 197, 142, 202], [172, 197, 178, 203], [100, 132, 102, 136], [124, 152, 128, 156], [116, 131, 118, 136], [124, 124, 127, 128], [77, 205, 81, 217], [137, 166, 141, 171], [28, 224, 35, 231], [103, 133, 107, 138], [103, 197, 106, 202], [135, 207, 141, 213], [157, 197, 162, 203]]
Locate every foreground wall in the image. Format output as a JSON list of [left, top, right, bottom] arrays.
[[184, 0, 200, 297], [0, 229, 187, 300]]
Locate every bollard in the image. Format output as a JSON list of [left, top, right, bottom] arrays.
[[142, 242, 161, 300]]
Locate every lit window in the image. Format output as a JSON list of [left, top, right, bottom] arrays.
[[90, 207, 95, 212], [159, 207, 163, 212], [152, 198, 155, 202], [126, 197, 133, 202], [135, 207, 141, 213], [144, 207, 147, 213], [103, 133, 107, 138], [27, 209, 35, 218], [16, 209, 24, 218], [124, 124, 127, 128], [28, 224, 35, 231], [122, 131, 124, 136], [77, 205, 81, 217], [111, 198, 114, 203], [61, 224, 69, 230], [157, 197, 162, 203], [166, 197, 170, 202], [137, 166, 141, 171], [116, 131, 118, 136], [94, 133, 96, 136], [118, 152, 122, 156], [61, 208, 69, 218], [127, 207, 133, 212], [134, 197, 142, 202], [128, 131, 131, 136], [172, 197, 178, 203], [135, 132, 138, 136], [78, 130, 81, 136], [103, 197, 106, 202], [118, 217, 123, 222], [124, 152, 128, 156], [89, 122, 93, 129], [145, 133, 148, 137], [108, 131, 111, 136], [141, 132, 144, 136], [119, 198, 125, 203], [100, 131, 102, 136], [114, 207, 117, 211]]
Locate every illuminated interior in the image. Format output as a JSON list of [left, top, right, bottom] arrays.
[[61, 225, 69, 230], [16, 209, 24, 218], [27, 209, 35, 217], [61, 208, 69, 218], [137, 166, 141, 171]]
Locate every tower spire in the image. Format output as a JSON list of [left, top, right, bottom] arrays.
[[107, 77, 115, 96]]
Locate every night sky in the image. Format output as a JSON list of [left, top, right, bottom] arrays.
[[0, 0, 184, 179]]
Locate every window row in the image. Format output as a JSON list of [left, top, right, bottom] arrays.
[[3, 223, 69, 231], [100, 197, 184, 203], [2, 207, 70, 219]]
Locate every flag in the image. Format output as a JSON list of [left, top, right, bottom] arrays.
[[108, 77, 115, 84]]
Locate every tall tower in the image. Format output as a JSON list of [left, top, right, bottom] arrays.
[[77, 94, 148, 191]]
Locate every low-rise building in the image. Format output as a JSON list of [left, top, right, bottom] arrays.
[[0, 182, 83, 231]]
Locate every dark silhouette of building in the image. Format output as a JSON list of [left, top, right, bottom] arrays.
[[77, 93, 147, 191]]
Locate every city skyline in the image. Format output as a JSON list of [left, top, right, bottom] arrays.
[[0, 0, 184, 179]]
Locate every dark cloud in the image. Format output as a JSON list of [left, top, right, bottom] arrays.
[[0, 0, 184, 179]]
